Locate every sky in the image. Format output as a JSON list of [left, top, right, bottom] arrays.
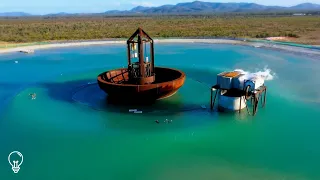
[[0, 0, 319, 14]]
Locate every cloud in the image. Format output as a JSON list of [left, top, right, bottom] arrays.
[[131, 1, 156, 7]]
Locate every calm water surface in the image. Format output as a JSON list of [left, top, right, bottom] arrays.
[[0, 43, 320, 180]]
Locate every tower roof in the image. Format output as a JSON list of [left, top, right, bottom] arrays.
[[127, 27, 153, 43]]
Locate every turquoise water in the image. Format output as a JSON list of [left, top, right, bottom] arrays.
[[0, 43, 320, 180]]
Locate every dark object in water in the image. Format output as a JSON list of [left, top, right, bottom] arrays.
[[97, 28, 185, 103], [155, 120, 159, 124], [29, 93, 36, 100]]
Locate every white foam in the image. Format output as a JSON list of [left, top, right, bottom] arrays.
[[234, 67, 276, 81]]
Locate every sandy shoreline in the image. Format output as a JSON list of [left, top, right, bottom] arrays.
[[0, 39, 319, 56]]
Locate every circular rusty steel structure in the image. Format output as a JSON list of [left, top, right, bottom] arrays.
[[97, 28, 185, 102], [97, 67, 186, 102]]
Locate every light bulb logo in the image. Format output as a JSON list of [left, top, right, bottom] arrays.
[[8, 151, 23, 173]]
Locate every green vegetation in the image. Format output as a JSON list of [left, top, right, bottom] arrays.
[[0, 16, 319, 44]]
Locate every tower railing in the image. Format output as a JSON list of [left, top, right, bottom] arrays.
[[128, 62, 154, 78]]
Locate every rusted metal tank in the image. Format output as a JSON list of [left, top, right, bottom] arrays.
[[97, 67, 185, 101], [97, 28, 186, 102]]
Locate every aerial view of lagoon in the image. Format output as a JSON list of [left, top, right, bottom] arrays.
[[0, 43, 320, 179]]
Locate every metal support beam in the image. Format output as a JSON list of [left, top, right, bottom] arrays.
[[151, 41, 155, 74], [127, 43, 131, 65], [210, 88, 213, 110], [138, 30, 145, 78]]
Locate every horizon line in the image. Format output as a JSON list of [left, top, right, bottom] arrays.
[[0, 1, 319, 15]]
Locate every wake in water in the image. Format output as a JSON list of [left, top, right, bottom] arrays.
[[234, 67, 276, 81]]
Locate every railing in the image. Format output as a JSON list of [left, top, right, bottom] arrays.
[[128, 62, 153, 78], [102, 69, 128, 84]]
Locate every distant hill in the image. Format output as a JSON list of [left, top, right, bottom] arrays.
[[106, 1, 320, 14], [0, 12, 31, 17], [131, 6, 152, 12], [290, 3, 320, 10], [45, 12, 72, 16], [1, 1, 320, 17]]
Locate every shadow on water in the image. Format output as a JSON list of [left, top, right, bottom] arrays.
[[1, 67, 258, 125], [39, 78, 208, 117], [0, 67, 258, 132], [37, 67, 257, 121], [0, 82, 33, 116]]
